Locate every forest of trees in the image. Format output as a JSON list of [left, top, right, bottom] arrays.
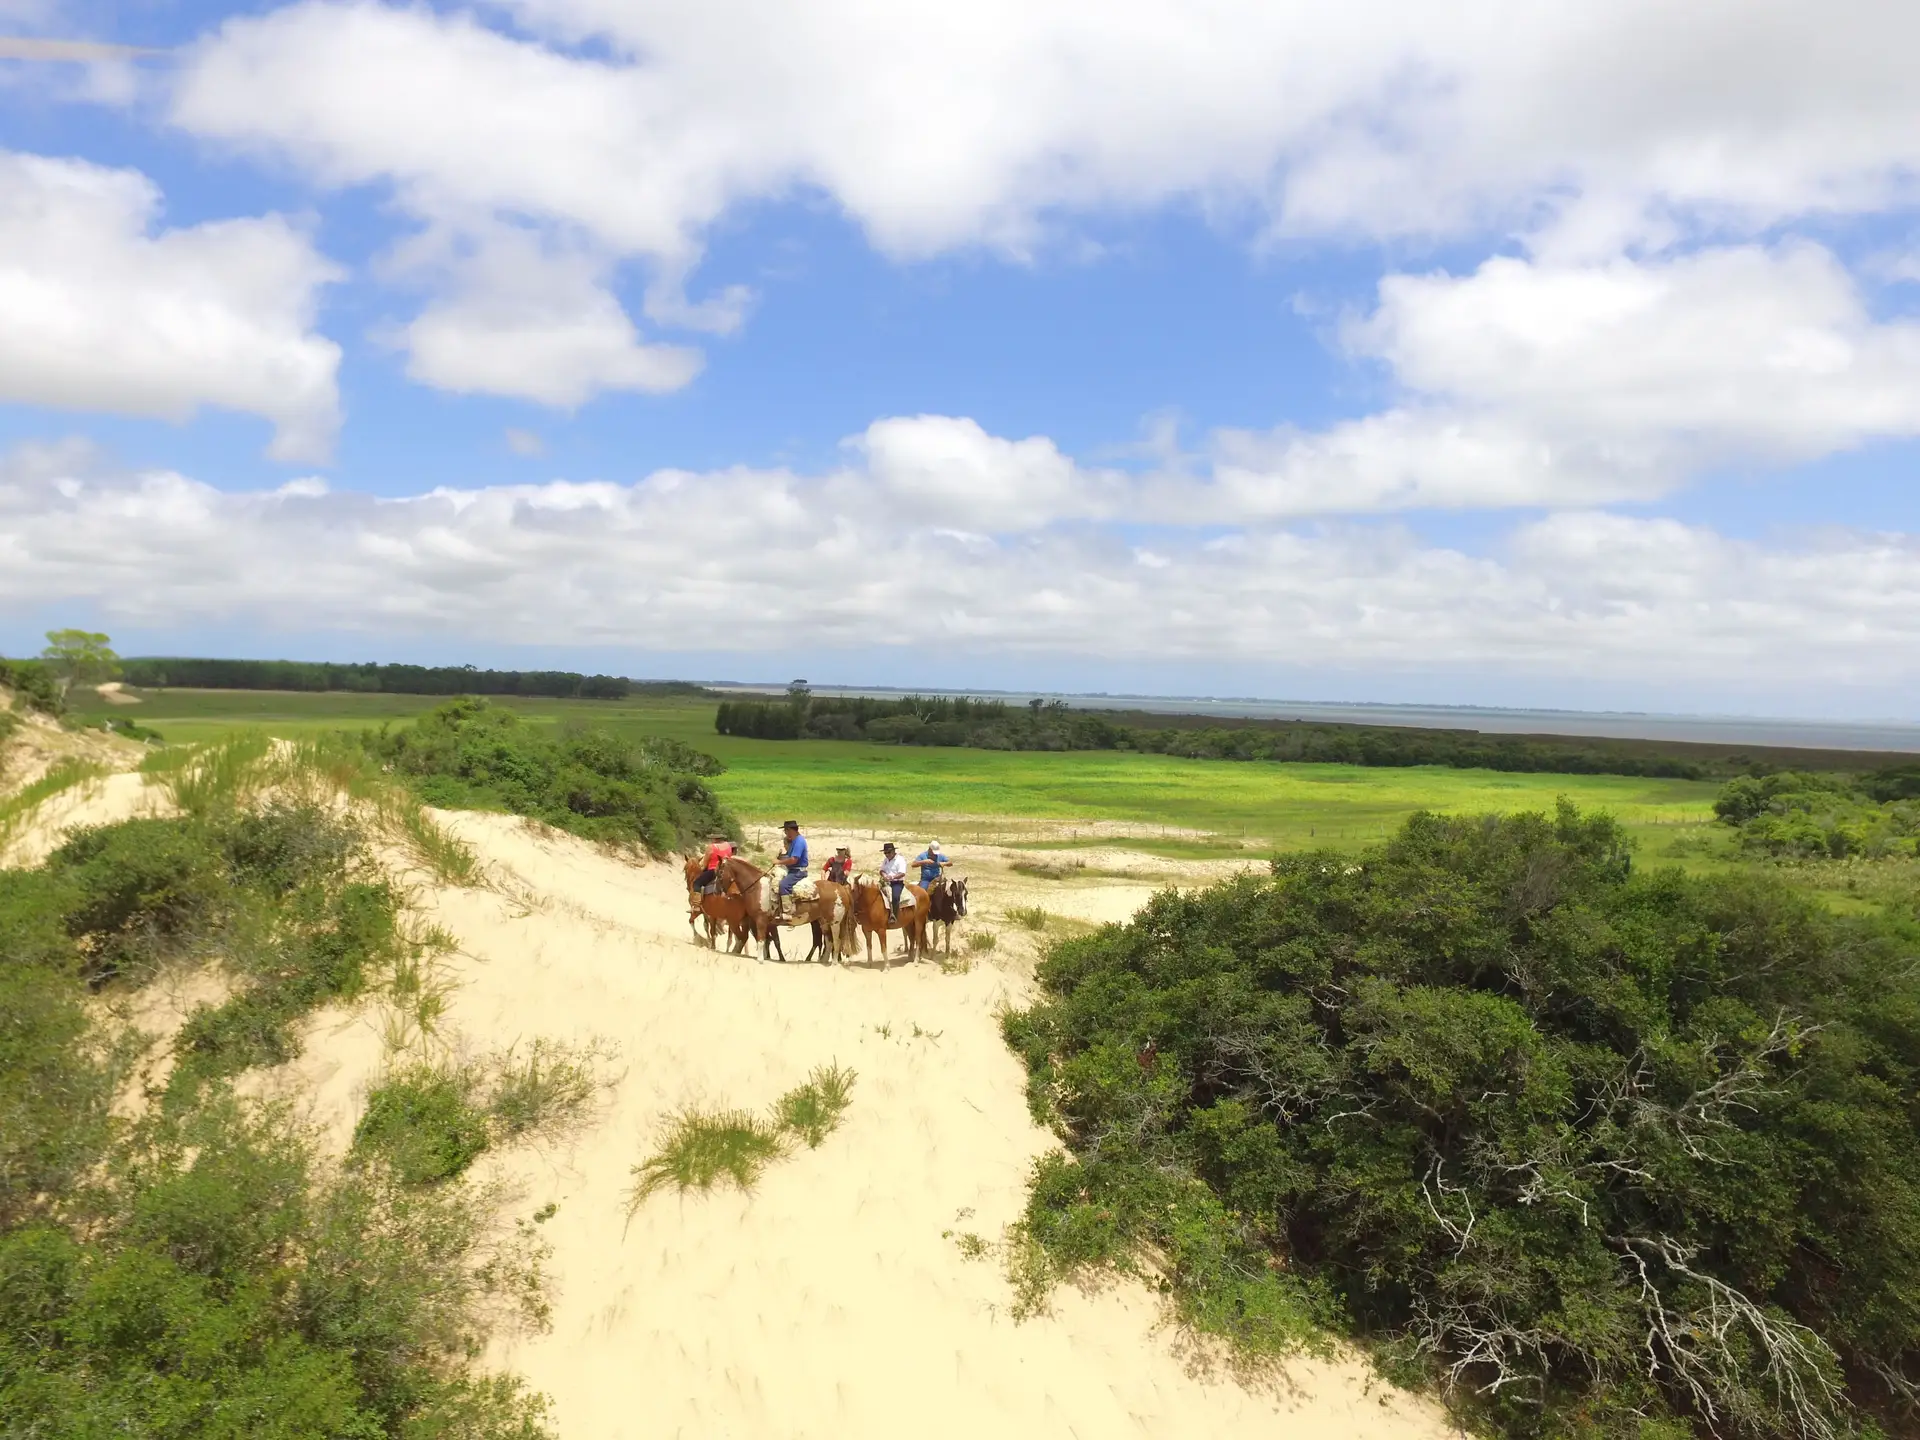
[[116, 658, 703, 700]]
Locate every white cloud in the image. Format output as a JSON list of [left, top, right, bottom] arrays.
[[6, 438, 1918, 695], [0, 149, 342, 460], [171, 0, 1920, 265], [387, 226, 700, 405]]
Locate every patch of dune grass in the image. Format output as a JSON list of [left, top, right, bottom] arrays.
[[627, 1064, 858, 1212], [0, 757, 108, 852], [1006, 904, 1050, 931], [154, 730, 275, 815], [628, 1109, 786, 1203], [771, 1063, 856, 1148], [965, 930, 998, 952], [487, 1037, 618, 1141]]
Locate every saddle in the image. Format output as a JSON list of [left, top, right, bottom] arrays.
[[791, 876, 819, 903]]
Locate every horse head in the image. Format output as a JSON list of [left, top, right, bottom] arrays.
[[952, 876, 969, 917]]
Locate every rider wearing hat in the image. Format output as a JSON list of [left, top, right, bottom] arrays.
[[824, 846, 853, 885], [775, 820, 809, 916], [878, 842, 908, 921], [914, 838, 948, 889]]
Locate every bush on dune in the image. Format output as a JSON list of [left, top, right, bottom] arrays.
[[0, 808, 553, 1438], [365, 697, 736, 853], [1006, 802, 1920, 1439]]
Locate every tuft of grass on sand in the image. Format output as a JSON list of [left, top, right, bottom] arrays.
[[628, 1109, 786, 1204], [0, 757, 109, 851], [771, 1063, 857, 1148], [488, 1037, 618, 1141], [1006, 905, 1051, 932], [627, 1064, 858, 1213], [965, 930, 998, 953]]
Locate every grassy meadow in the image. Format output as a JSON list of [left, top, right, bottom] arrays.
[[68, 687, 1721, 853]]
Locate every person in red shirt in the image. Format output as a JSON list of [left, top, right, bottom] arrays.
[[824, 847, 853, 885], [695, 834, 734, 893]]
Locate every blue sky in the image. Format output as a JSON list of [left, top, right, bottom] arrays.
[[2, 1, 1918, 717]]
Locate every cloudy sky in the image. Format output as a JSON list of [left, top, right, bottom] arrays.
[[2, 1, 1918, 715]]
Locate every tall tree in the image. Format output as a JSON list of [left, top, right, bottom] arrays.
[[40, 629, 119, 697]]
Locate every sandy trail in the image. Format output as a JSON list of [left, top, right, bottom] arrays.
[[382, 813, 1452, 1440]]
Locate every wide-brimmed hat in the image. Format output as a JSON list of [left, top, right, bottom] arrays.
[[781, 819, 799, 830], [882, 842, 896, 851]]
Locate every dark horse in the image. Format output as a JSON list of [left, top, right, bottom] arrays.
[[925, 875, 968, 954]]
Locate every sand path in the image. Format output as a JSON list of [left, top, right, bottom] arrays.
[[375, 813, 1454, 1440]]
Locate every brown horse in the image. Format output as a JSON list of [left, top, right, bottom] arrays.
[[683, 856, 748, 960], [717, 855, 845, 963], [847, 877, 928, 965], [683, 856, 747, 952]]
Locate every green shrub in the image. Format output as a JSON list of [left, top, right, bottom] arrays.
[[1008, 802, 1920, 1439], [366, 698, 736, 854], [965, 930, 998, 953], [1006, 905, 1050, 931], [49, 818, 229, 983], [0, 656, 63, 714], [353, 1065, 493, 1186]]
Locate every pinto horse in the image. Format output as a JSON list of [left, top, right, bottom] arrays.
[[847, 877, 928, 965], [683, 855, 748, 953], [716, 855, 845, 963], [926, 875, 969, 954]]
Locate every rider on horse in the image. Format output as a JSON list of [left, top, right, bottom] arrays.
[[774, 820, 810, 917], [824, 846, 853, 885], [879, 841, 908, 920], [693, 833, 733, 895], [914, 839, 948, 890]]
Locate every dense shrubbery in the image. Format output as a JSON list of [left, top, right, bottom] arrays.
[[1714, 770, 1920, 859], [117, 656, 679, 699], [1006, 804, 1920, 1439], [366, 697, 736, 852], [717, 696, 1711, 779], [0, 656, 64, 715], [0, 807, 552, 1437]]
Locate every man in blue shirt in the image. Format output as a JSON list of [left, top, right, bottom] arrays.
[[776, 820, 809, 915], [915, 839, 948, 889]]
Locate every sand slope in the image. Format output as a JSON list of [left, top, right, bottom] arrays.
[[392, 814, 1455, 1440]]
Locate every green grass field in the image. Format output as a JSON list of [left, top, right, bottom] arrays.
[[67, 687, 1721, 853]]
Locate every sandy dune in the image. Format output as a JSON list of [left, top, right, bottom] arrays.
[[394, 815, 1452, 1440], [1, 761, 1453, 1439]]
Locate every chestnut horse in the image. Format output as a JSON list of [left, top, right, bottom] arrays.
[[847, 877, 928, 965], [716, 855, 846, 963], [683, 855, 748, 953]]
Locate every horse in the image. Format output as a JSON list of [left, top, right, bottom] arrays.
[[926, 875, 969, 954], [716, 855, 846, 964], [683, 856, 748, 952], [847, 876, 928, 966]]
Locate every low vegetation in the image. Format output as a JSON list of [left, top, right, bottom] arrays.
[[0, 656, 64, 716], [1005, 803, 1920, 1440], [628, 1064, 857, 1210], [364, 697, 737, 853], [0, 802, 554, 1437], [353, 1040, 617, 1185], [1713, 768, 1920, 859]]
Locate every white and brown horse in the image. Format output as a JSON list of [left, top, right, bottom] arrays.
[[716, 855, 849, 963]]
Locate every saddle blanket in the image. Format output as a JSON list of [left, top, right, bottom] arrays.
[[791, 876, 819, 903]]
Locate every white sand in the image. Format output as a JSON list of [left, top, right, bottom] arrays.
[[399, 814, 1452, 1440], [2, 772, 1454, 1439]]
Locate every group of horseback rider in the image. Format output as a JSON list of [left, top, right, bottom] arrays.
[[691, 821, 949, 921]]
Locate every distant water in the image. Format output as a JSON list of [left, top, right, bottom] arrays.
[[706, 685, 1920, 755]]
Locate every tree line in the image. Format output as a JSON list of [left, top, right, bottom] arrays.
[[715, 693, 1721, 779], [116, 657, 701, 700]]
